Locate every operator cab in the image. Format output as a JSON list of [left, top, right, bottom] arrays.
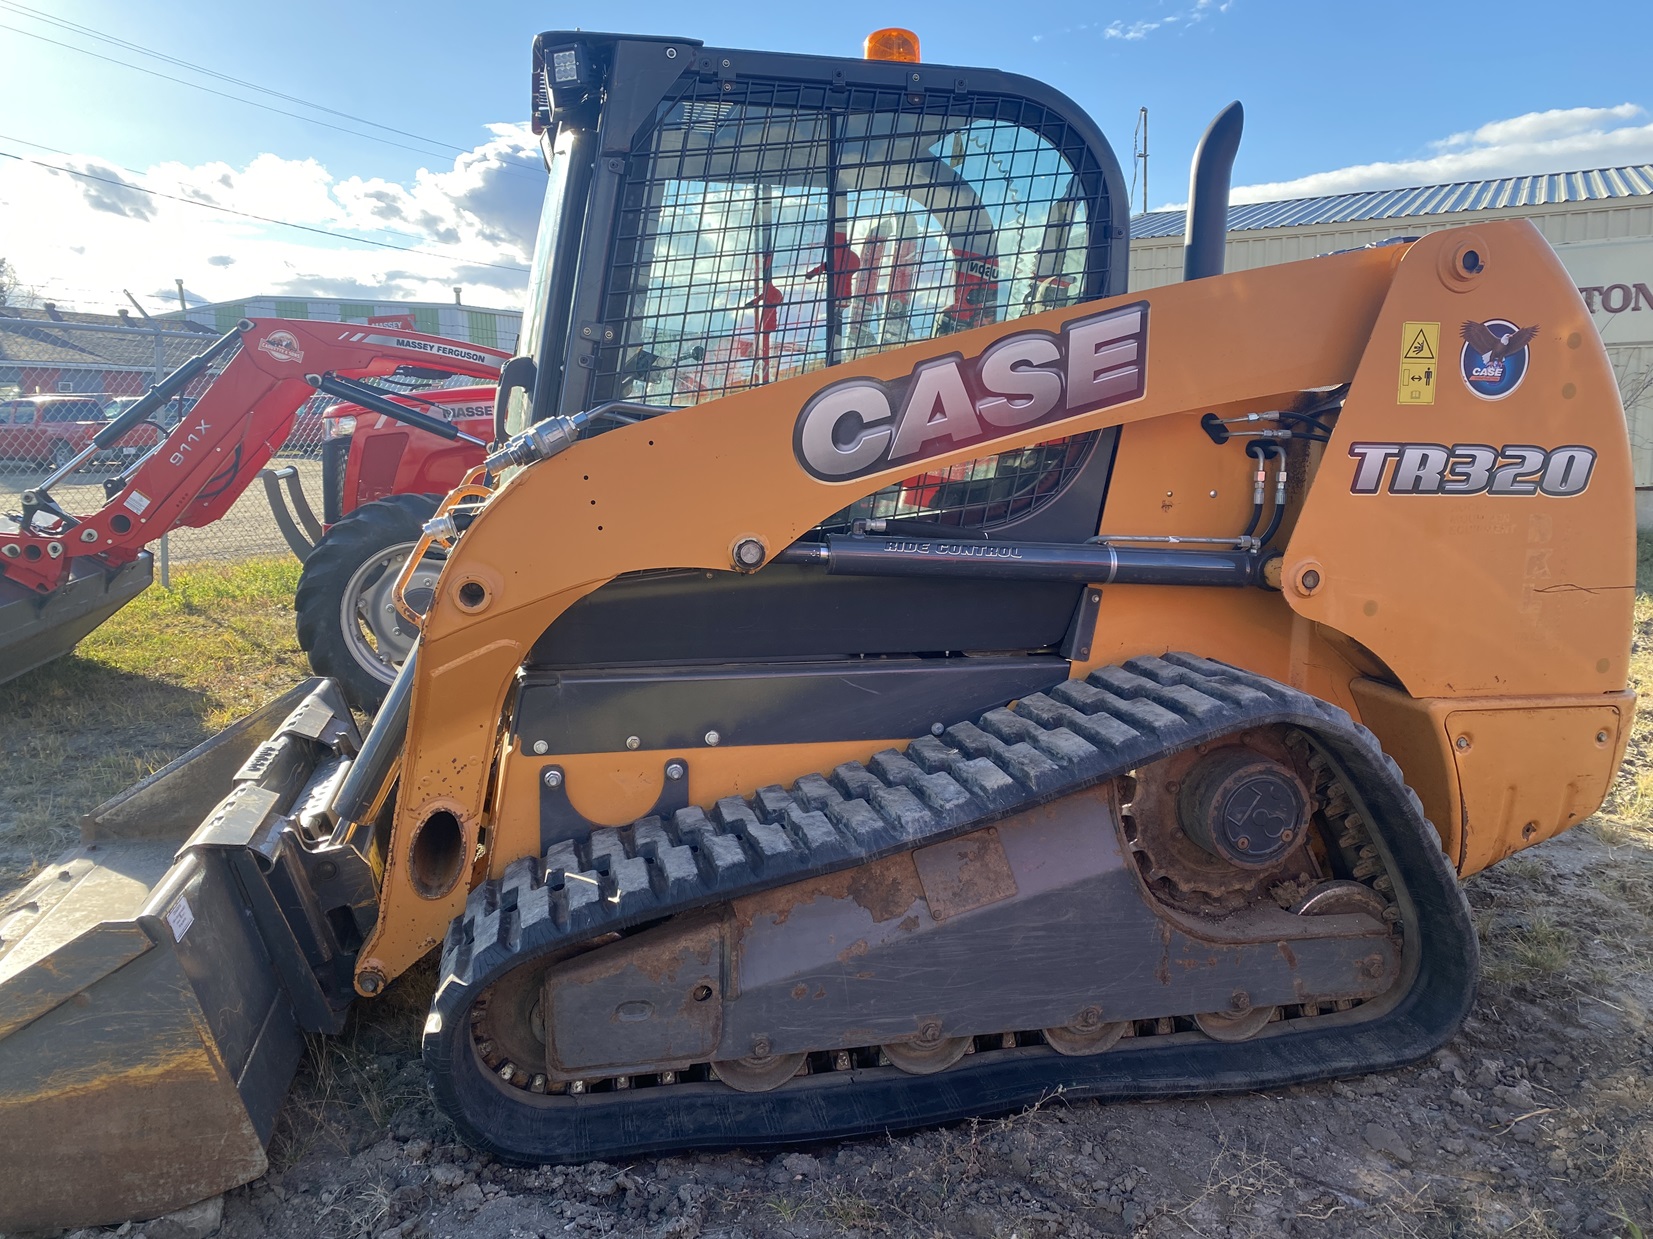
[[510, 31, 1132, 664]]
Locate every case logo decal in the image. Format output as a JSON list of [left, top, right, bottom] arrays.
[[794, 303, 1147, 482], [1459, 319, 1537, 400]]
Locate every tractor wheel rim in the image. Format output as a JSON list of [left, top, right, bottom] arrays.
[[339, 540, 442, 681]]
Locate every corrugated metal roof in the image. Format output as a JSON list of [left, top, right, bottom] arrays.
[[0, 307, 210, 370], [1130, 164, 1653, 240]]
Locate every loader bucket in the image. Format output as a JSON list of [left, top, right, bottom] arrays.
[[0, 677, 368, 1232], [0, 551, 153, 687]]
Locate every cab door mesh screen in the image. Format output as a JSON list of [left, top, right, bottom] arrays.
[[596, 77, 1113, 533]]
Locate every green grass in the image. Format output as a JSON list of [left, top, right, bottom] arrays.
[[0, 556, 308, 884], [1482, 914, 1575, 986]]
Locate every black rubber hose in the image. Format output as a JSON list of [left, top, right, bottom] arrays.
[[1240, 441, 1274, 538], [1258, 447, 1288, 547]]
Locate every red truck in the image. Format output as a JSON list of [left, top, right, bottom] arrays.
[[0, 395, 164, 468]]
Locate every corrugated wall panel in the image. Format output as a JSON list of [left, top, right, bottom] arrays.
[[1129, 203, 1653, 498]]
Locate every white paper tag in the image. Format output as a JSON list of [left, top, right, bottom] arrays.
[[123, 490, 151, 515], [165, 895, 194, 942]]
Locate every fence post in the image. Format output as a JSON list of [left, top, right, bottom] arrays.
[[152, 320, 171, 589]]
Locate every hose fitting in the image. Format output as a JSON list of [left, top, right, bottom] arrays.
[[485, 415, 582, 473]]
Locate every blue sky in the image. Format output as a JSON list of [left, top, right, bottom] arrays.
[[3, 0, 1652, 312]]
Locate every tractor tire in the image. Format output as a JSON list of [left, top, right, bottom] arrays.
[[295, 493, 442, 715]]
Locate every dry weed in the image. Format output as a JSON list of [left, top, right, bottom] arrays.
[[1170, 1130, 1291, 1232]]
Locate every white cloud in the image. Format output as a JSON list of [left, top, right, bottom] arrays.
[[1104, 0, 1230, 41], [1105, 20, 1162, 40], [1221, 104, 1653, 206], [0, 125, 545, 313], [1431, 104, 1643, 151]]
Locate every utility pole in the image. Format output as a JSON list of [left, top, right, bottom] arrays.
[[1136, 107, 1149, 215]]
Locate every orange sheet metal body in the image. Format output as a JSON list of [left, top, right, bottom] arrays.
[[355, 221, 1634, 990]]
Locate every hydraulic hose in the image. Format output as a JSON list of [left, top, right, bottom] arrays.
[[1241, 441, 1276, 539], [1257, 449, 1289, 548]]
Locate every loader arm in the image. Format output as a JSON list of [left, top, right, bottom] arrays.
[[0, 319, 508, 598]]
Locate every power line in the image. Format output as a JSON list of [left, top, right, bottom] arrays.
[[0, 0, 483, 158], [0, 21, 469, 164], [0, 129, 519, 253], [0, 144, 531, 273], [0, 16, 541, 179]]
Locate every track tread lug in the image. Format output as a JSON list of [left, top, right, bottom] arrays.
[[913, 770, 973, 817], [782, 804, 849, 861], [542, 840, 580, 876], [607, 856, 653, 917], [869, 783, 936, 837], [792, 774, 843, 812], [943, 755, 1021, 809], [743, 818, 800, 867], [631, 817, 700, 901], [868, 748, 925, 788], [559, 870, 603, 929], [712, 797, 760, 832], [908, 734, 960, 774], [831, 762, 885, 801], [501, 858, 546, 945], [752, 785, 795, 823], [631, 816, 674, 853], [587, 828, 630, 872], [824, 797, 887, 844], [1128, 656, 1279, 710]]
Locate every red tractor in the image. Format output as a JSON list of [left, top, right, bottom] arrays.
[[0, 318, 505, 689], [264, 384, 497, 712]]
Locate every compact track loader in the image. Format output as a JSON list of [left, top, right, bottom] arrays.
[[0, 28, 1636, 1231]]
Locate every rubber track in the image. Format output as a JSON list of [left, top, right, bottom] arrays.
[[424, 653, 1478, 1163]]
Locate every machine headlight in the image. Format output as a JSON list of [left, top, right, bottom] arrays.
[[326, 414, 357, 439]]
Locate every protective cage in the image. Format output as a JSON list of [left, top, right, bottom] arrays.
[[590, 67, 1121, 532]]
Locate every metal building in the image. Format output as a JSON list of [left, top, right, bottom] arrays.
[[1130, 165, 1653, 521], [160, 295, 523, 353]]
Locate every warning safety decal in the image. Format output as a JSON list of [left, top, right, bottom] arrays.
[[1396, 321, 1440, 405]]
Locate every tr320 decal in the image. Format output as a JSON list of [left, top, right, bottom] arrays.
[[1349, 442, 1596, 497]]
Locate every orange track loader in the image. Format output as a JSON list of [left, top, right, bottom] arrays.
[[0, 28, 1634, 1231]]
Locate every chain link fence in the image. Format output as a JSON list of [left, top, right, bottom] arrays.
[[0, 315, 349, 575]]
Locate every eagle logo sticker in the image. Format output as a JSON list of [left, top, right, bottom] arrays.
[[1458, 319, 1537, 400]]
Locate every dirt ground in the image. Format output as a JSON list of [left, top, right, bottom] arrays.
[[139, 812, 1636, 1239]]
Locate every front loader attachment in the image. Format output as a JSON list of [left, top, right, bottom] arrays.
[[0, 552, 153, 686], [0, 678, 376, 1232]]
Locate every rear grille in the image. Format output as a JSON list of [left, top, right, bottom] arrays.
[[321, 435, 351, 526]]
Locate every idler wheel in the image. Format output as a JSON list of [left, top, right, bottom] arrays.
[[1193, 1005, 1278, 1042], [1177, 749, 1310, 870], [1042, 1012, 1130, 1056], [882, 1031, 972, 1075], [711, 1051, 808, 1092]]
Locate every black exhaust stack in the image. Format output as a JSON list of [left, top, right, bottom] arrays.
[[1182, 101, 1244, 281]]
